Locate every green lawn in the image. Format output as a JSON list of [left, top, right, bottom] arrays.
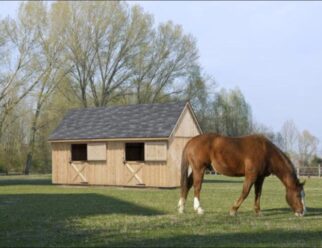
[[0, 174, 321, 247]]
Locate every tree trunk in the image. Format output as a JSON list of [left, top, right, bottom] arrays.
[[24, 153, 32, 175], [23, 103, 41, 175]]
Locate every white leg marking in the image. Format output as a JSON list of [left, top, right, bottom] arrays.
[[193, 197, 200, 210], [188, 166, 192, 177], [193, 197, 204, 215], [301, 190, 306, 215], [178, 197, 185, 214]]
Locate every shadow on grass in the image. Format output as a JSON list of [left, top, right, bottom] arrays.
[[204, 178, 243, 184], [262, 207, 291, 214], [0, 193, 163, 217], [305, 207, 322, 216], [0, 193, 164, 247], [263, 207, 322, 217], [106, 229, 322, 247], [0, 176, 51, 186]]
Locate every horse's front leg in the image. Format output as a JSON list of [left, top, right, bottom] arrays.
[[230, 176, 255, 216], [193, 167, 205, 215], [254, 176, 265, 216]]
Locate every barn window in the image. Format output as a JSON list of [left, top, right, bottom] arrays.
[[71, 144, 87, 161], [125, 143, 144, 161], [145, 142, 167, 161]]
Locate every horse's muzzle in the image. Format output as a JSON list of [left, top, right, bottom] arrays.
[[294, 212, 305, 217]]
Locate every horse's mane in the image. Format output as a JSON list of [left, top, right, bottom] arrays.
[[266, 138, 301, 186]]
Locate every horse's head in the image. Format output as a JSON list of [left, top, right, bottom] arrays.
[[286, 180, 306, 217]]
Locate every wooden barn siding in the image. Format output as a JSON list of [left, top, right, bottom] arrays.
[[167, 107, 202, 186], [106, 141, 123, 185], [52, 142, 109, 185], [52, 141, 172, 187], [173, 106, 200, 138], [52, 142, 70, 184], [107, 141, 170, 187], [167, 137, 191, 186]]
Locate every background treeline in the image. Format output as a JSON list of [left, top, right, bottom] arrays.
[[0, 2, 320, 174]]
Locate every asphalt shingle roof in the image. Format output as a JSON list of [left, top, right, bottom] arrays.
[[48, 102, 187, 141]]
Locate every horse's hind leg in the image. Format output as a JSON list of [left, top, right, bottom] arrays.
[[254, 176, 265, 216], [193, 167, 206, 215], [230, 176, 255, 216], [178, 173, 193, 213]]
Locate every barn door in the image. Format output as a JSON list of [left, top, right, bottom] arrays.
[[68, 144, 88, 184], [124, 162, 144, 186], [69, 161, 88, 184], [107, 141, 145, 186]]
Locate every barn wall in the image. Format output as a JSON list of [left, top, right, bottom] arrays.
[[52, 142, 109, 185], [52, 140, 175, 187], [52, 142, 70, 184], [172, 106, 200, 138], [106, 141, 173, 187], [167, 137, 192, 187], [167, 106, 202, 186]]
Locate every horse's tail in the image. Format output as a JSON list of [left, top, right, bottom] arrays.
[[180, 147, 191, 198]]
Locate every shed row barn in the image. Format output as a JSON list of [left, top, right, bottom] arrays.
[[48, 101, 202, 187]]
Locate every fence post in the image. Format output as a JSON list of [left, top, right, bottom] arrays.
[[297, 166, 300, 177], [319, 164, 321, 178]]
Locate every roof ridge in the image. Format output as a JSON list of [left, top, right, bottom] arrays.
[[68, 101, 187, 112]]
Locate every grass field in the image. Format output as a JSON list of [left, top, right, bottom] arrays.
[[0, 174, 321, 247]]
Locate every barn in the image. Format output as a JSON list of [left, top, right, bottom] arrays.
[[48, 101, 202, 188]]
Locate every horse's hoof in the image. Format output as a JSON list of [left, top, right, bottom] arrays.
[[229, 209, 237, 216], [178, 207, 184, 214], [197, 207, 204, 215], [255, 211, 262, 217]]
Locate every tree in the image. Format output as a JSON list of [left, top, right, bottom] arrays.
[[252, 122, 284, 149], [131, 21, 198, 104], [52, 1, 198, 107], [310, 155, 322, 167], [0, 11, 47, 138], [297, 130, 319, 166], [181, 65, 213, 131], [0, 1, 201, 173], [15, 2, 69, 174], [209, 88, 252, 136], [0, 103, 28, 174], [280, 120, 299, 154]]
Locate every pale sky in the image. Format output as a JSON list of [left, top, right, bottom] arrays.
[[136, 1, 322, 150], [1, 1, 321, 148]]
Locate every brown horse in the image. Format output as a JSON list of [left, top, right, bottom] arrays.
[[178, 133, 306, 216]]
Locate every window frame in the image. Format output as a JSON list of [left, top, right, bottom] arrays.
[[71, 144, 88, 161], [125, 142, 145, 162]]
